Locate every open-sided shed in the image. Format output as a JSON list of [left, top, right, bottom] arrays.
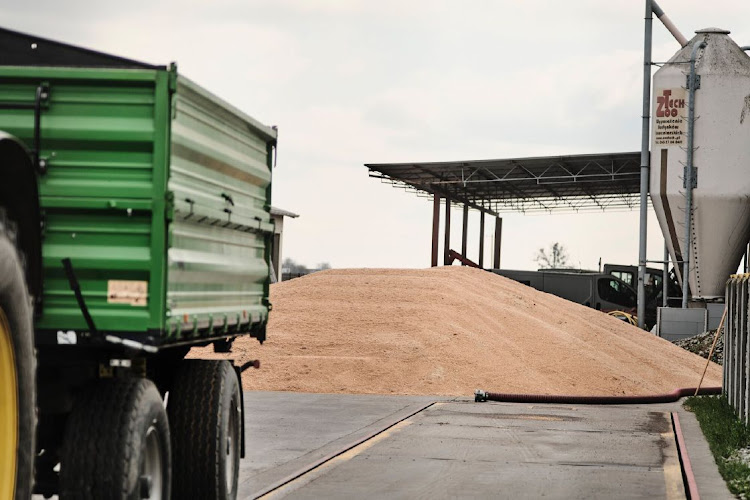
[[366, 151, 641, 268]]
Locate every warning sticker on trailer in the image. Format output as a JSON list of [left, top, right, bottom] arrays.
[[108, 280, 148, 306], [654, 88, 687, 146]]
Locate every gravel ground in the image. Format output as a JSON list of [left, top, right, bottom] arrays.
[[673, 330, 724, 365]]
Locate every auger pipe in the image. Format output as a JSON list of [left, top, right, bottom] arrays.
[[474, 386, 721, 404], [652, 1, 689, 47]]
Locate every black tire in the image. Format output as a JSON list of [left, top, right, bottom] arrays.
[[0, 222, 35, 500], [59, 378, 171, 500], [169, 360, 241, 500]]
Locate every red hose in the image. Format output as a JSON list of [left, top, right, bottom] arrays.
[[474, 386, 721, 404]]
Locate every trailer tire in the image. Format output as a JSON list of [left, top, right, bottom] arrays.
[[59, 378, 171, 500], [0, 223, 35, 500], [168, 360, 241, 500]]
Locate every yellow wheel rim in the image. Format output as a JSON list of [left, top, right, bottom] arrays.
[[0, 307, 18, 499]]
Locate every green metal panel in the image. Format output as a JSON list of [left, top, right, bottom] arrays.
[[0, 66, 167, 337], [0, 65, 274, 345], [167, 76, 275, 339]]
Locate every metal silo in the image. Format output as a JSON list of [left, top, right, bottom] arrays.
[[650, 28, 750, 301]]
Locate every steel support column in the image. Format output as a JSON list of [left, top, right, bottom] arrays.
[[493, 217, 502, 268], [461, 205, 468, 261], [637, 0, 653, 328], [479, 211, 485, 268], [432, 193, 440, 267], [444, 198, 451, 265]]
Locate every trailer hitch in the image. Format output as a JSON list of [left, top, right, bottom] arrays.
[[239, 359, 261, 372]]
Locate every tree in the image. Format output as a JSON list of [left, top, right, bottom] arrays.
[[282, 257, 308, 274], [282, 258, 332, 274], [534, 242, 570, 269]]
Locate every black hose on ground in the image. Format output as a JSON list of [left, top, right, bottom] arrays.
[[474, 386, 722, 404]]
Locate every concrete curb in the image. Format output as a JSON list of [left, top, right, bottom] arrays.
[[674, 406, 733, 499]]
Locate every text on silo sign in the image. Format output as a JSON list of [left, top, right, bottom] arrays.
[[654, 88, 686, 146]]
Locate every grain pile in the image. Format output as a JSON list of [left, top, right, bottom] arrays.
[[190, 266, 722, 396]]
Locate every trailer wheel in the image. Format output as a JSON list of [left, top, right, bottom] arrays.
[[0, 225, 35, 500], [59, 378, 171, 500], [168, 360, 241, 500]]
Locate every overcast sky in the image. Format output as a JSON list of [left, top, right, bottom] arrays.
[[3, 1, 749, 270]]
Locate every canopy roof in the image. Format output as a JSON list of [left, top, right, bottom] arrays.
[[366, 152, 642, 215]]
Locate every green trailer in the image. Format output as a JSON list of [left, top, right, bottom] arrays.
[[0, 27, 275, 499]]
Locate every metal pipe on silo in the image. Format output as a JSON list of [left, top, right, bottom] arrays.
[[663, 244, 669, 308], [637, 0, 654, 328], [681, 40, 708, 309], [651, 1, 689, 47]]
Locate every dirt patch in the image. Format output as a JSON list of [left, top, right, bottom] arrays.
[[190, 267, 722, 396]]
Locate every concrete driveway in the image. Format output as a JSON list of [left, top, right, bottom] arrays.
[[239, 392, 732, 500]]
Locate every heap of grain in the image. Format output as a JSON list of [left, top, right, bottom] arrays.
[[192, 267, 722, 396]]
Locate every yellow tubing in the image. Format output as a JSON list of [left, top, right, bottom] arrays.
[[607, 310, 638, 326], [0, 307, 18, 499]]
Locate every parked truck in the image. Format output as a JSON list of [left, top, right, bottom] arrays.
[[603, 263, 682, 309], [491, 264, 679, 329], [0, 27, 275, 499], [491, 269, 638, 316]]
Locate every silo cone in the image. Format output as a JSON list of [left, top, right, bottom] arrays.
[[650, 28, 750, 300]]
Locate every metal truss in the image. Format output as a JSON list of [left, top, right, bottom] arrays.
[[367, 152, 642, 214]]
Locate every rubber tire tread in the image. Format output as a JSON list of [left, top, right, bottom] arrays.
[[0, 226, 35, 500], [59, 378, 171, 500], [169, 359, 241, 500]]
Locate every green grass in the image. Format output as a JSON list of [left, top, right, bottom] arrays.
[[684, 395, 750, 497]]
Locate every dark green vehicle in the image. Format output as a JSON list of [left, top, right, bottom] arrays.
[[0, 27, 275, 499]]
